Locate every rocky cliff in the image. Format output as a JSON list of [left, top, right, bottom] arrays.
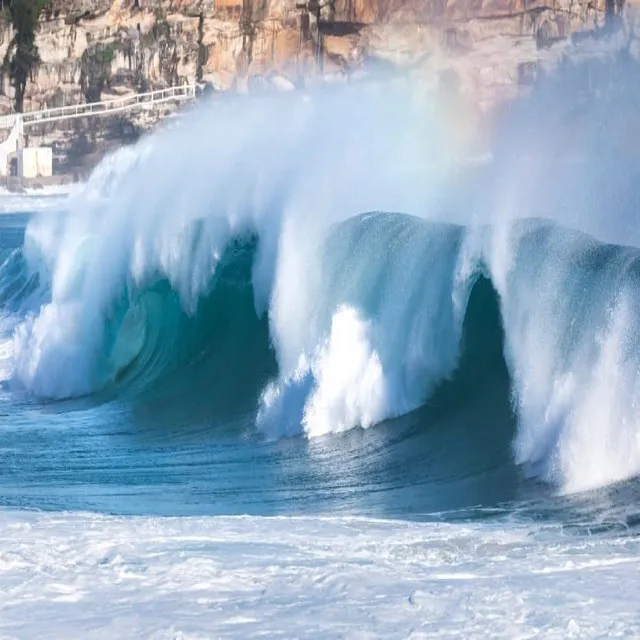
[[0, 0, 637, 178], [0, 0, 624, 115]]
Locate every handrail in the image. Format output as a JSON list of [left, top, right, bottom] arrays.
[[0, 84, 199, 130]]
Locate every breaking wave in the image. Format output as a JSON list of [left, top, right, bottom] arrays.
[[3, 81, 640, 502]]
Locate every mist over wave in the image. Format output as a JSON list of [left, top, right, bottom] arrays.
[[2, 66, 640, 503]]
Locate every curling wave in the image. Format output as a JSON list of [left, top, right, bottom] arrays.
[[3, 205, 640, 498], [3, 82, 640, 502]]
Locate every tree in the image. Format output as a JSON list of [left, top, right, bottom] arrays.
[[3, 0, 49, 112]]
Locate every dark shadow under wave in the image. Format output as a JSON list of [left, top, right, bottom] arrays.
[[295, 274, 523, 516], [117, 237, 278, 435]]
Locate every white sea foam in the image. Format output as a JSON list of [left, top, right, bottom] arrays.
[[258, 305, 387, 438], [0, 509, 638, 639], [483, 220, 640, 492], [0, 185, 73, 214]]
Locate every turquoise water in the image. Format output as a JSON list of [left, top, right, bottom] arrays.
[[0, 208, 639, 534]]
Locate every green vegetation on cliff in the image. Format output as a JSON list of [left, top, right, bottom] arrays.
[[3, 0, 50, 112]]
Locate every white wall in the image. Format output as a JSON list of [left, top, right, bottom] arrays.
[[17, 147, 53, 178], [0, 117, 23, 177]]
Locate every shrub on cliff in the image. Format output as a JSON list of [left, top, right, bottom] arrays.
[[3, 0, 50, 112], [80, 43, 117, 103]]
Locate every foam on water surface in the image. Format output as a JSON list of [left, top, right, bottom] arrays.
[[0, 510, 638, 639]]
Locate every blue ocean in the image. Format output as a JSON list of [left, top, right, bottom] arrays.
[[0, 82, 639, 638]]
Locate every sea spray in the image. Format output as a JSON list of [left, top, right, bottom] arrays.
[[5, 76, 640, 495]]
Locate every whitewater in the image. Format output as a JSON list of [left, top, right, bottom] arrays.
[[2, 70, 640, 637]]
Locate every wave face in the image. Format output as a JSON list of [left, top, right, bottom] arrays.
[[3, 82, 640, 514]]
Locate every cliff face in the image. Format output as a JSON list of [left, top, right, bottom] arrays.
[[0, 0, 616, 115]]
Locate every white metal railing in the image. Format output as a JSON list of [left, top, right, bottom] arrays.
[[0, 84, 199, 130]]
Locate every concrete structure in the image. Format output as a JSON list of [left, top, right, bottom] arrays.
[[0, 117, 23, 177], [17, 148, 53, 179], [0, 117, 53, 178], [0, 84, 199, 178]]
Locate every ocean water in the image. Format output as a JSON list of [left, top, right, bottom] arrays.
[[1, 80, 640, 637]]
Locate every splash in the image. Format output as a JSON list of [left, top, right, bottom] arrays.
[[4, 73, 640, 497]]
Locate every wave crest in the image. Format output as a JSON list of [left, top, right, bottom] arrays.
[[4, 82, 640, 496]]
